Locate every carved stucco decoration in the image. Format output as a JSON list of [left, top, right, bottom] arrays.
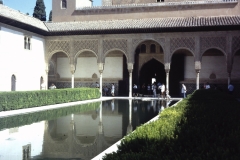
[[132, 38, 165, 52], [200, 37, 226, 56], [103, 39, 128, 55], [73, 40, 98, 55], [232, 36, 240, 55], [170, 37, 195, 55], [46, 40, 70, 59]]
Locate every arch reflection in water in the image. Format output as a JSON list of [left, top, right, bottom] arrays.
[[0, 99, 177, 160]]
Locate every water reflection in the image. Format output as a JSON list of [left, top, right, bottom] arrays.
[[0, 99, 176, 160]]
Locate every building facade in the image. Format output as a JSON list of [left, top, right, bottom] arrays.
[[0, 0, 240, 96]]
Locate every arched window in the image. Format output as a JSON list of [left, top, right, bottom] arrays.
[[62, 0, 67, 9], [150, 44, 156, 53], [11, 75, 16, 91], [141, 44, 146, 53]]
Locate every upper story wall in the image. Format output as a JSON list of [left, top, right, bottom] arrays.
[[0, 23, 46, 91], [53, 0, 240, 22]]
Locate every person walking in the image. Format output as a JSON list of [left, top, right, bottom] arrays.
[[152, 84, 157, 97], [181, 84, 187, 98], [133, 84, 138, 97], [161, 83, 165, 99]]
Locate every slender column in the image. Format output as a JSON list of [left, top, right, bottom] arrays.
[[98, 63, 104, 97], [71, 74, 74, 88], [128, 63, 134, 98], [166, 71, 169, 97], [196, 70, 200, 89], [100, 72, 103, 97], [228, 72, 231, 85], [195, 61, 201, 90], [70, 64, 75, 88]]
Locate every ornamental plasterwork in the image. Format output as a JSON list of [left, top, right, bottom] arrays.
[[232, 36, 240, 55], [103, 39, 128, 54], [132, 38, 165, 52], [73, 40, 98, 55], [170, 37, 195, 54], [200, 37, 226, 55], [47, 40, 70, 57]]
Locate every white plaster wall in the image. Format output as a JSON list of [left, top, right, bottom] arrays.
[[76, 0, 92, 8], [0, 26, 46, 91], [103, 57, 123, 79], [57, 57, 72, 78], [184, 56, 237, 80], [57, 57, 123, 79], [75, 57, 99, 78]]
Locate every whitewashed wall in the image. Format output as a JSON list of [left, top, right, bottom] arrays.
[[0, 25, 46, 91], [184, 56, 240, 80], [57, 57, 123, 79], [76, 0, 92, 8]]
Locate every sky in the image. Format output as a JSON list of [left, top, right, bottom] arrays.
[[2, 0, 102, 19]]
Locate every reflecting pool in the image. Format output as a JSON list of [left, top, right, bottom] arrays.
[[0, 99, 176, 160]]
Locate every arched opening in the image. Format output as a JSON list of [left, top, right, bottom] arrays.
[[74, 51, 98, 88], [170, 49, 193, 97], [201, 48, 226, 90], [48, 52, 69, 88], [139, 58, 165, 87], [133, 40, 164, 96], [11, 75, 16, 91], [104, 50, 128, 96]]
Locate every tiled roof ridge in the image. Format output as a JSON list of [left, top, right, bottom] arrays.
[[0, 4, 48, 31], [76, 0, 238, 10], [46, 15, 240, 25]]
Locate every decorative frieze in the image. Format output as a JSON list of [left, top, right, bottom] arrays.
[[232, 36, 240, 55], [200, 37, 226, 55], [46, 40, 70, 58], [170, 37, 195, 54], [73, 40, 98, 55]]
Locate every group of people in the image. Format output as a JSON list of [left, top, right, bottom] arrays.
[[134, 82, 167, 98], [102, 83, 115, 96]]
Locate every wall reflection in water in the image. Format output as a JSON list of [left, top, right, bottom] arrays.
[[0, 99, 176, 160]]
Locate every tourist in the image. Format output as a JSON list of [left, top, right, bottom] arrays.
[[103, 86, 108, 96], [181, 84, 187, 98], [133, 84, 138, 97], [152, 83, 157, 97], [96, 82, 100, 88], [205, 82, 210, 89], [111, 83, 115, 96], [160, 83, 165, 99], [49, 83, 56, 89]]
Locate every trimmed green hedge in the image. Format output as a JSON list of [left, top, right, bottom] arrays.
[[0, 88, 100, 111], [103, 89, 240, 159]]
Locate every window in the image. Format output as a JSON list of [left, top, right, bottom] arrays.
[[141, 44, 146, 53], [62, 0, 67, 9], [157, 0, 164, 2], [150, 44, 156, 53], [24, 36, 31, 50]]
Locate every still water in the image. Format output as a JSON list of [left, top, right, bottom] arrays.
[[0, 99, 176, 160]]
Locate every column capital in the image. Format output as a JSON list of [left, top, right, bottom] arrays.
[[195, 61, 201, 71], [128, 63, 134, 73], [70, 64, 75, 74], [98, 63, 104, 73], [164, 63, 170, 72]]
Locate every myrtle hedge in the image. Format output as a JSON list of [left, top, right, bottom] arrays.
[[103, 89, 240, 160], [0, 88, 100, 111]]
